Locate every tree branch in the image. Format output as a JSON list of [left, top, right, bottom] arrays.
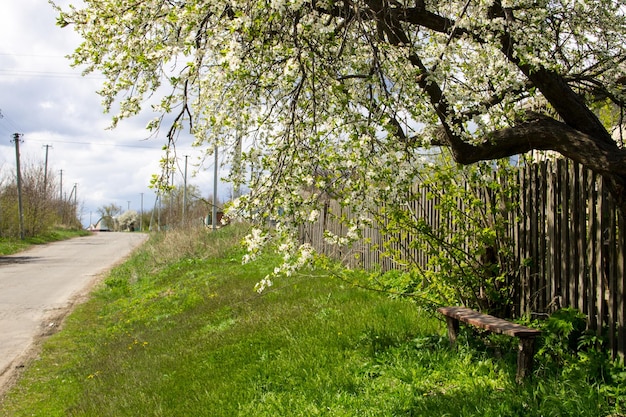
[[433, 112, 626, 177]]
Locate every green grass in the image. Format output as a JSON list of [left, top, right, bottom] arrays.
[[0, 228, 91, 255], [0, 224, 624, 416]]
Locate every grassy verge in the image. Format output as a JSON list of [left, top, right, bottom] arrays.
[[1, 224, 624, 416], [0, 229, 91, 255]]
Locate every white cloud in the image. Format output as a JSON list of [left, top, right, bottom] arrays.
[[0, 1, 231, 226]]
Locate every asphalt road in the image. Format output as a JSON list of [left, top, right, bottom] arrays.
[[0, 232, 148, 394]]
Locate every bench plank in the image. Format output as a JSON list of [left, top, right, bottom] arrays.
[[437, 306, 540, 338], [437, 306, 541, 383]]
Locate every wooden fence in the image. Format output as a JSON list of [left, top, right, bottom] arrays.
[[300, 159, 626, 357]]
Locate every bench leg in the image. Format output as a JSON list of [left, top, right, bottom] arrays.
[[516, 337, 536, 383], [445, 317, 460, 347]]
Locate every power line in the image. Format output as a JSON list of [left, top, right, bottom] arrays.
[[0, 110, 23, 133], [25, 137, 198, 152], [0, 110, 8, 137], [25, 138, 162, 150], [0, 69, 104, 80], [0, 52, 69, 58]]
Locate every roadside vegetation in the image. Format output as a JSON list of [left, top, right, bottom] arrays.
[[1, 223, 625, 416], [0, 228, 91, 256], [0, 159, 83, 243]]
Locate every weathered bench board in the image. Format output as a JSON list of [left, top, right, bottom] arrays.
[[437, 306, 541, 383]]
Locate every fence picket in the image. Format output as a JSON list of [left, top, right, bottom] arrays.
[[613, 208, 626, 356], [301, 159, 625, 357]]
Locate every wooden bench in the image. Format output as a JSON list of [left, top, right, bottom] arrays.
[[437, 306, 541, 383]]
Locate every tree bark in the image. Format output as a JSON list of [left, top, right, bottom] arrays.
[[375, 2, 626, 210], [433, 113, 626, 177]]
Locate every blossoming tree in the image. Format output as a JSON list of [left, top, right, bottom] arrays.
[[54, 0, 625, 293]]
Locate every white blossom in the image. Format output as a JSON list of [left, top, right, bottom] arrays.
[[254, 276, 273, 293], [57, 0, 626, 292]]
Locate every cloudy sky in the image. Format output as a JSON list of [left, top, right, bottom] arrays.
[[0, 1, 229, 227]]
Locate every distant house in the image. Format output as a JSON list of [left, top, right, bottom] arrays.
[[204, 211, 226, 228], [88, 216, 113, 231]]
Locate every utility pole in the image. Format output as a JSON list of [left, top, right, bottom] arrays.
[[12, 133, 25, 240], [157, 193, 162, 231], [59, 169, 63, 201], [183, 155, 188, 223], [67, 183, 78, 221], [233, 132, 242, 199], [169, 160, 174, 227], [42, 144, 52, 193], [212, 146, 218, 230], [68, 183, 77, 202], [58, 169, 64, 223], [140, 192, 144, 232]]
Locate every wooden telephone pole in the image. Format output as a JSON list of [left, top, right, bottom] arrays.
[[12, 133, 25, 239]]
